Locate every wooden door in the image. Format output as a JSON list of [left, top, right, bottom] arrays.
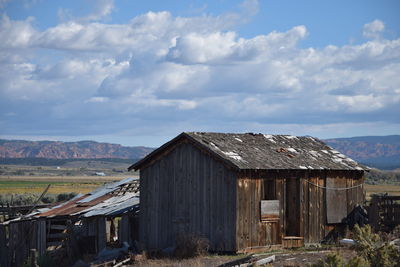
[[285, 178, 300, 236]]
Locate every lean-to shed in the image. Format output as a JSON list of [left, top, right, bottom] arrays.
[[0, 178, 140, 267], [129, 132, 366, 252]]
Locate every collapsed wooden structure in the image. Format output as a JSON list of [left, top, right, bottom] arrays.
[[129, 132, 366, 252], [369, 194, 400, 231], [0, 178, 139, 267]]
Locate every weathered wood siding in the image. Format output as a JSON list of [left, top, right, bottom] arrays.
[[139, 140, 237, 251], [302, 170, 364, 243], [236, 170, 364, 249], [236, 170, 283, 250], [1, 219, 46, 267]]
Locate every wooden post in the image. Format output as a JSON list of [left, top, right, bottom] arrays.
[[66, 220, 80, 264], [0, 224, 8, 267]]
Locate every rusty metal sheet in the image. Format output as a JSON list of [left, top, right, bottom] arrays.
[[326, 177, 348, 224], [35, 178, 138, 218]]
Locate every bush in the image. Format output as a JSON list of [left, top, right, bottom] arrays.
[[41, 195, 56, 204], [56, 192, 77, 202], [0, 192, 77, 206], [174, 233, 210, 259], [312, 253, 345, 267], [312, 253, 370, 267], [352, 225, 400, 267], [314, 225, 400, 267]]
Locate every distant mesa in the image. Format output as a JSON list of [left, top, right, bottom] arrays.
[[0, 135, 399, 170], [324, 135, 400, 170], [0, 139, 154, 160]]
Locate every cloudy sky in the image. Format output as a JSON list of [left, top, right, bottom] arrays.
[[0, 0, 399, 147]]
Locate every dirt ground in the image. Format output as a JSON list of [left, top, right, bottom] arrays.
[[266, 248, 356, 267], [127, 248, 356, 267]]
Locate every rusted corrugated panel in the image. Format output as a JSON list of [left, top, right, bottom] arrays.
[[54, 194, 112, 216], [36, 178, 138, 217], [38, 194, 88, 217]]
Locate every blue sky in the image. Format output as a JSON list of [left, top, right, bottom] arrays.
[[0, 0, 399, 147]]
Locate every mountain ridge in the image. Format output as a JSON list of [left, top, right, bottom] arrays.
[[1, 135, 399, 169], [324, 135, 400, 170], [0, 139, 154, 159]]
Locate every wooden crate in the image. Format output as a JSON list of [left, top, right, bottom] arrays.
[[282, 236, 304, 248]]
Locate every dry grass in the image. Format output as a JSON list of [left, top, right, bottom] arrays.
[[0, 175, 135, 182], [365, 184, 400, 199], [0, 175, 137, 194], [130, 255, 241, 267], [1, 174, 399, 199]]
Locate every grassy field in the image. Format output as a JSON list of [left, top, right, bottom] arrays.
[[365, 184, 400, 198], [1, 175, 399, 198], [0, 162, 138, 195], [1, 162, 399, 199], [0, 175, 137, 194]]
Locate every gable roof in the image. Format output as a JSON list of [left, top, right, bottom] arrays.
[[129, 132, 366, 171]]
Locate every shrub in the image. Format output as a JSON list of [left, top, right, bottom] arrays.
[[312, 253, 370, 267], [56, 192, 77, 202], [174, 233, 210, 259], [41, 195, 56, 204], [312, 253, 345, 267], [352, 225, 400, 267], [314, 225, 400, 267]]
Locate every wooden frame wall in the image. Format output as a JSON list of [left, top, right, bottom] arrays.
[[236, 169, 364, 250], [139, 141, 238, 251]]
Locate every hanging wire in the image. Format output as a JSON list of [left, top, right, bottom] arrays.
[[306, 180, 363, 190]]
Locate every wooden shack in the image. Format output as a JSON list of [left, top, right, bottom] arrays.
[[129, 132, 366, 252], [0, 178, 140, 267]]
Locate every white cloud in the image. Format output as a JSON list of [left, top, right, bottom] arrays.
[[363, 19, 385, 39], [0, 10, 399, 140], [0, 15, 37, 48]]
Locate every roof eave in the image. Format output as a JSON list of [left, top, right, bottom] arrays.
[[128, 132, 187, 171], [128, 132, 240, 171]]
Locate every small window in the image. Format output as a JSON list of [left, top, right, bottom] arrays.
[[261, 200, 280, 222], [261, 179, 279, 222], [263, 179, 276, 200]]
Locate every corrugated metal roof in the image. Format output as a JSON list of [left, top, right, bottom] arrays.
[[33, 177, 139, 218], [130, 132, 366, 171], [78, 177, 136, 203]]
